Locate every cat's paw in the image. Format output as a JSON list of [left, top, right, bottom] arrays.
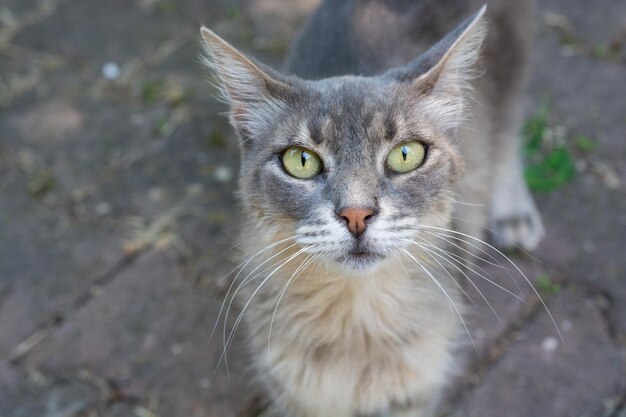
[[489, 187, 545, 251]]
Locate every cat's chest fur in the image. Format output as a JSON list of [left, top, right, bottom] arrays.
[[244, 254, 458, 417]]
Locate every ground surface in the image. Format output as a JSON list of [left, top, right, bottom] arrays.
[[1, 0, 625, 416]]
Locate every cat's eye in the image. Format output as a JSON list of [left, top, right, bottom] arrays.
[[281, 147, 323, 179], [386, 141, 426, 173]]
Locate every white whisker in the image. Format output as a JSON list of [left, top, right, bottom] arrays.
[[424, 229, 523, 296], [418, 225, 564, 345], [210, 237, 297, 344], [400, 248, 475, 349], [267, 253, 320, 370], [219, 246, 310, 367], [414, 237, 526, 304], [401, 239, 478, 307], [408, 240, 505, 325]]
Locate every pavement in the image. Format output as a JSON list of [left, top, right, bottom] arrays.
[[0, 0, 625, 416]]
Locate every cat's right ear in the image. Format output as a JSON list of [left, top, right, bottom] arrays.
[[385, 6, 488, 131], [200, 27, 294, 142]]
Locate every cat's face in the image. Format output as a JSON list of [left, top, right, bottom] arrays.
[[201, 9, 485, 271], [235, 77, 463, 271]]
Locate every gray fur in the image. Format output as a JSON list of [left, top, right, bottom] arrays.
[[287, 0, 543, 248], [200, 1, 543, 416]]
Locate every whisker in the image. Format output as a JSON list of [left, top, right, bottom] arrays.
[[424, 229, 512, 272], [216, 242, 302, 374], [267, 253, 320, 370], [400, 249, 476, 350], [414, 237, 526, 304], [401, 239, 478, 307], [418, 225, 564, 345], [450, 214, 548, 266], [212, 239, 298, 346], [451, 199, 486, 207], [423, 229, 523, 296], [409, 240, 506, 325], [220, 247, 310, 366], [221, 242, 301, 356]]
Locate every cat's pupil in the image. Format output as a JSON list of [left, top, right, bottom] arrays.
[[301, 151, 310, 167], [401, 145, 409, 161]]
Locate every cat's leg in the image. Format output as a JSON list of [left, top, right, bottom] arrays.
[[489, 114, 544, 251]]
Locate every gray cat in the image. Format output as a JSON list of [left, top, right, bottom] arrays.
[[200, 0, 542, 416]]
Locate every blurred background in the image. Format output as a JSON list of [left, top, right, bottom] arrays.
[[0, 0, 625, 416]]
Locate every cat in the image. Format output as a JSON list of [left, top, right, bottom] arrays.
[[200, 0, 542, 416]]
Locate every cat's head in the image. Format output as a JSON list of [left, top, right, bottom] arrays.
[[200, 7, 486, 272]]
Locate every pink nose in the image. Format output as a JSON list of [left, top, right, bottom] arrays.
[[339, 207, 375, 236]]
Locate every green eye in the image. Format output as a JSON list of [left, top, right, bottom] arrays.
[[386, 141, 426, 173], [281, 147, 323, 179]]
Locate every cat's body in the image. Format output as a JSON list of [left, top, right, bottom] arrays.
[[201, 1, 542, 416]]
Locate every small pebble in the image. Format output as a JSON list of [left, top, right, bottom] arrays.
[[148, 187, 165, 202], [200, 378, 211, 389], [89, 286, 103, 297], [541, 336, 559, 354], [171, 344, 183, 355], [214, 165, 233, 183], [95, 202, 111, 216], [561, 320, 572, 332], [186, 183, 204, 197], [102, 62, 121, 80]]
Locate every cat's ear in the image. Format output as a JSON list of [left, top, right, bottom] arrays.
[[200, 27, 294, 142], [388, 6, 488, 128]]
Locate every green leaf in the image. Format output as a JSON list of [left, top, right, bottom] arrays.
[[525, 146, 575, 191], [536, 275, 561, 296], [574, 134, 598, 152], [141, 78, 166, 105]]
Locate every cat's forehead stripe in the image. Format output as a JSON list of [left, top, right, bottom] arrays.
[[307, 115, 325, 145], [384, 115, 397, 141], [365, 110, 385, 142], [302, 89, 404, 144]]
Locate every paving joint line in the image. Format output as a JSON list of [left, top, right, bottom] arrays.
[[440, 273, 625, 415], [6, 362, 138, 415], [438, 291, 545, 416], [1, 25, 194, 108], [548, 276, 623, 344], [543, 12, 626, 65], [9, 251, 142, 364], [0, 0, 74, 45], [601, 392, 626, 417]]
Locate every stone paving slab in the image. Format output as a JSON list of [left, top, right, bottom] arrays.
[[3, 96, 169, 193], [448, 288, 625, 417], [0, 1, 41, 20], [0, 170, 124, 356], [528, 3, 626, 337], [539, 0, 626, 48], [73, 112, 238, 219], [23, 250, 256, 417], [459, 257, 550, 363], [1, 0, 626, 416], [0, 361, 101, 417], [9, 0, 249, 66]]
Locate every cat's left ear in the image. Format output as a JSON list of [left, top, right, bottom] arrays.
[[387, 6, 488, 128], [200, 27, 295, 143]]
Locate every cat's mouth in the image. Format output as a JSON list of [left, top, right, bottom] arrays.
[[336, 249, 385, 270]]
